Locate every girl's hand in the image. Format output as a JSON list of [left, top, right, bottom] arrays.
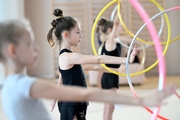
[[129, 45, 138, 63], [141, 84, 176, 107], [118, 64, 126, 73]]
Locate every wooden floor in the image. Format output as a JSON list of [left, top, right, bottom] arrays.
[[128, 76, 180, 89], [88, 76, 180, 90]]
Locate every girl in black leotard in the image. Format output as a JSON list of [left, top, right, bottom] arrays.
[[0, 18, 176, 120], [47, 8, 138, 120], [97, 16, 123, 120]]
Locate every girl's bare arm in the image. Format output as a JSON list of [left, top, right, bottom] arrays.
[[59, 45, 138, 66], [82, 64, 126, 73], [30, 80, 176, 107], [105, 15, 119, 51], [60, 52, 126, 65]]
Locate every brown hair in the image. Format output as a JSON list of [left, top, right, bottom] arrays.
[[97, 18, 113, 34], [47, 8, 77, 47]]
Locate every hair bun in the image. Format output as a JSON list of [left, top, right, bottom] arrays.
[[51, 20, 57, 28], [98, 18, 107, 25], [53, 8, 63, 17]]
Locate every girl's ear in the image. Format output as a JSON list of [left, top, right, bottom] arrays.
[[62, 31, 70, 40], [107, 28, 112, 34], [7, 44, 17, 58]]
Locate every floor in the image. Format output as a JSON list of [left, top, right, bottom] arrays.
[[0, 76, 180, 120]]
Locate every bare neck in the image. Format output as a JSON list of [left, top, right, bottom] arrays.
[[60, 42, 71, 51], [3, 60, 25, 77]]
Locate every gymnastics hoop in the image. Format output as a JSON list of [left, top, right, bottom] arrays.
[[128, 0, 165, 119], [100, 4, 147, 73], [91, 0, 171, 77], [127, 1, 180, 120], [111, 1, 163, 49], [116, 37, 151, 50], [118, 0, 180, 45], [91, 0, 180, 119], [123, 4, 180, 120], [110, 1, 149, 50], [116, 0, 170, 75], [116, 37, 147, 72], [98, 38, 147, 72], [110, 4, 118, 21], [117, 0, 164, 45]]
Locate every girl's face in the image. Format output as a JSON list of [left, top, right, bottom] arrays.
[[98, 27, 112, 42], [68, 23, 83, 47], [15, 28, 39, 67]]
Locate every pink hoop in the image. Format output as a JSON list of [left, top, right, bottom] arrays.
[[128, 0, 165, 120]]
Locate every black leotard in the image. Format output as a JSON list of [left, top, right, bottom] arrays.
[[101, 43, 121, 89]]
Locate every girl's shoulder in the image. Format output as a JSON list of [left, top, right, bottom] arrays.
[[59, 49, 73, 59], [59, 48, 72, 55]]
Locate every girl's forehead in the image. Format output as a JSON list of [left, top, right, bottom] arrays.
[[20, 28, 34, 43], [26, 26, 35, 40], [75, 23, 81, 30]]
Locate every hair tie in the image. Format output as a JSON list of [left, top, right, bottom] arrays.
[[56, 15, 63, 19]]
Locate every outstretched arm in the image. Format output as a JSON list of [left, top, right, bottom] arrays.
[[82, 64, 126, 73], [30, 79, 176, 107], [60, 46, 138, 66], [105, 14, 120, 51]]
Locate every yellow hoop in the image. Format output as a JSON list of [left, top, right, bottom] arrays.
[[118, 0, 180, 45], [91, 0, 171, 76]]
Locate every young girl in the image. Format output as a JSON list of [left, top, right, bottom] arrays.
[[46, 8, 175, 120], [98, 13, 148, 119], [97, 15, 124, 120], [0, 17, 176, 120], [47, 8, 137, 120]]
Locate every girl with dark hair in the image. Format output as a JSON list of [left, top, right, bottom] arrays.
[[0, 17, 176, 120], [47, 8, 138, 120], [97, 15, 123, 120]]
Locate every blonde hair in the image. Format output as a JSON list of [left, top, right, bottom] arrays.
[[0, 18, 31, 61]]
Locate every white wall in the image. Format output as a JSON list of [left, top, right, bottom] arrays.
[[0, 0, 24, 86], [1, 0, 178, 81], [24, 0, 55, 79], [165, 0, 180, 75], [24, 0, 180, 77], [0, 0, 24, 21]]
